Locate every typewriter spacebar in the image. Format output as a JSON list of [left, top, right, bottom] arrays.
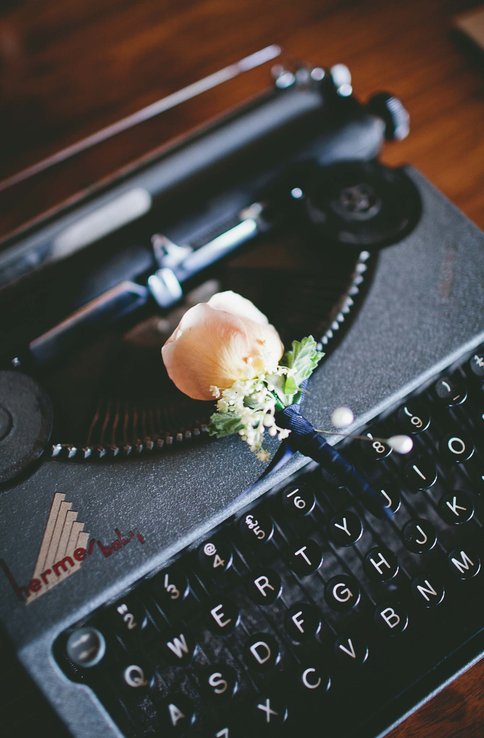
[[28, 281, 149, 367]]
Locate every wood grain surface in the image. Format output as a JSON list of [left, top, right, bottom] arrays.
[[0, 0, 482, 736]]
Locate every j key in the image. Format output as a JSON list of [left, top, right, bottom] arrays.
[[411, 575, 445, 607], [434, 375, 467, 406], [359, 431, 391, 460], [439, 491, 474, 524], [448, 548, 481, 579], [239, 510, 274, 545], [403, 456, 437, 491], [402, 518, 437, 553], [374, 603, 408, 635], [285, 603, 322, 642], [66, 627, 106, 668], [468, 346, 484, 378], [198, 664, 238, 700], [397, 403, 430, 434], [247, 569, 281, 605], [207, 599, 239, 634], [288, 539, 323, 576], [325, 575, 360, 611], [364, 546, 399, 581], [245, 633, 280, 671], [329, 510, 363, 546], [440, 433, 475, 463], [251, 694, 288, 731], [334, 633, 369, 666], [281, 483, 315, 516], [159, 695, 195, 733], [198, 538, 233, 575]]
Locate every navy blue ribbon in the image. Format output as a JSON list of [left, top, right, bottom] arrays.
[[275, 403, 391, 519]]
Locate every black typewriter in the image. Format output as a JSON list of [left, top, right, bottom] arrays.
[[0, 57, 482, 738]]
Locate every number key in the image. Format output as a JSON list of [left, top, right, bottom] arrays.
[[281, 484, 315, 516], [239, 510, 274, 544], [397, 403, 430, 434], [198, 538, 233, 575], [359, 431, 391, 460]]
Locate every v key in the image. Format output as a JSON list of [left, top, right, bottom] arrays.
[[335, 634, 369, 665]]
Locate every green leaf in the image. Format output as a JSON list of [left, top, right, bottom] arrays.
[[281, 336, 324, 387], [208, 411, 244, 438]]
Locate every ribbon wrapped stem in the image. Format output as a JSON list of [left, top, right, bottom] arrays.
[[275, 404, 391, 519]]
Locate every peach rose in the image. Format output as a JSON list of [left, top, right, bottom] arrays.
[[161, 291, 284, 400]]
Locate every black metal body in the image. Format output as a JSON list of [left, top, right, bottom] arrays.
[[0, 69, 482, 737]]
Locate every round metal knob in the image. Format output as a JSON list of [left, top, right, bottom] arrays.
[[0, 371, 53, 486]]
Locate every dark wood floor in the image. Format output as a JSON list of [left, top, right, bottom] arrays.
[[0, 0, 482, 735]]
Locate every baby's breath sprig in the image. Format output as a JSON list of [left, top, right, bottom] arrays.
[[208, 336, 323, 459]]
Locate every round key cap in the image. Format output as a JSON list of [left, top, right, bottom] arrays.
[[285, 603, 322, 641], [198, 538, 233, 574], [159, 695, 196, 733], [440, 433, 474, 463], [434, 376, 467, 406], [251, 694, 288, 731], [325, 575, 360, 611], [359, 431, 391, 460], [364, 546, 399, 581], [281, 483, 315, 516], [374, 603, 408, 635], [207, 598, 239, 634], [439, 491, 474, 524], [198, 664, 238, 700], [411, 575, 445, 607], [245, 633, 280, 671], [448, 548, 481, 579], [468, 347, 484, 378], [402, 519, 437, 553], [239, 510, 274, 544], [397, 403, 430, 434], [403, 456, 437, 491], [334, 633, 369, 666], [247, 569, 281, 605], [288, 539, 322, 576], [66, 627, 106, 668], [329, 510, 363, 546]]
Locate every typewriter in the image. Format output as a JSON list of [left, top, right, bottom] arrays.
[[0, 56, 482, 738]]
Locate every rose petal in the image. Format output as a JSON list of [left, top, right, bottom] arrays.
[[162, 301, 283, 400], [207, 290, 269, 325]]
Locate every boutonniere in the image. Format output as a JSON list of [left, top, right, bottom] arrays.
[[162, 291, 412, 513]]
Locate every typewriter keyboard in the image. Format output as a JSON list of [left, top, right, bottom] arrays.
[[57, 346, 484, 737]]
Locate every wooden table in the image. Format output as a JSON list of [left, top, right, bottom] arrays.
[[0, 0, 482, 735]]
